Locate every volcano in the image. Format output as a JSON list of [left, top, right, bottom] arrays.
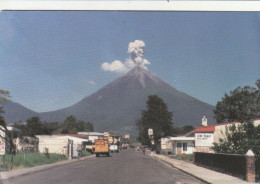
[[4, 66, 215, 134]]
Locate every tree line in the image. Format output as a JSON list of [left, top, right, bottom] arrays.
[[12, 115, 94, 138], [0, 90, 94, 154]]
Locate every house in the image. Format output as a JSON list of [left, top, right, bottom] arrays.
[[161, 129, 195, 155], [36, 134, 90, 158], [195, 118, 260, 152]]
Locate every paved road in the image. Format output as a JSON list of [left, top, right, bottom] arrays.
[[3, 149, 204, 184]]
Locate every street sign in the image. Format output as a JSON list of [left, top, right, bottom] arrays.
[[0, 143, 5, 155], [148, 129, 153, 136], [104, 132, 110, 137], [125, 134, 129, 139]]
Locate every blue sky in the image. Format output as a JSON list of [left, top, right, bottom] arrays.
[[0, 11, 259, 112]]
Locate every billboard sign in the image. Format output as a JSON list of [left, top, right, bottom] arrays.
[[195, 133, 214, 147], [148, 129, 153, 136], [104, 132, 110, 137], [125, 134, 129, 139]]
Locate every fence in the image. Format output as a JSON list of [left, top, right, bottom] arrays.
[[193, 152, 246, 180]]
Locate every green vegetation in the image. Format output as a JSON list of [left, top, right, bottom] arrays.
[[0, 152, 67, 172], [213, 80, 260, 181], [136, 95, 174, 146], [12, 115, 95, 138], [81, 150, 91, 157], [214, 79, 260, 124], [0, 89, 16, 159], [212, 121, 260, 160], [174, 125, 194, 136]]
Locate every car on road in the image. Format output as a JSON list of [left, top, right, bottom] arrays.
[[109, 144, 119, 153]]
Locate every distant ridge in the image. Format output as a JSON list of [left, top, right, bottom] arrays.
[[4, 66, 215, 134]]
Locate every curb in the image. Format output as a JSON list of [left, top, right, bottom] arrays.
[[0, 155, 95, 180]]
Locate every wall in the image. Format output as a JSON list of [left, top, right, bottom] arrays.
[[214, 123, 239, 144], [194, 152, 246, 180], [37, 136, 69, 155], [160, 138, 172, 154], [214, 120, 260, 144]]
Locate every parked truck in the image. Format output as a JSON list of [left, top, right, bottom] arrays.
[[94, 138, 110, 157]]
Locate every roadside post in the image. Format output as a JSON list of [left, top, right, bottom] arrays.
[[125, 134, 129, 147], [148, 129, 154, 151]]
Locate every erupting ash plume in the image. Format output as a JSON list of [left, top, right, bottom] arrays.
[[101, 40, 150, 73]]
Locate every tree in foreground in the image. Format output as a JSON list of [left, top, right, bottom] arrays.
[[0, 90, 16, 153], [212, 121, 260, 160], [136, 95, 174, 146], [0, 89, 18, 169], [214, 79, 260, 124]]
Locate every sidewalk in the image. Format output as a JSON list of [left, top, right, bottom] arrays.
[[0, 155, 94, 180], [150, 153, 258, 184]]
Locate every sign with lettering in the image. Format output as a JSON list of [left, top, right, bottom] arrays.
[[195, 133, 214, 147]]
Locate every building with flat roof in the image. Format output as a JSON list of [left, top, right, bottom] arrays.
[[195, 118, 260, 152]]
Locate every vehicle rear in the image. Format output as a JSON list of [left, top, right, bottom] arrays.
[[109, 144, 119, 153], [95, 138, 110, 157]]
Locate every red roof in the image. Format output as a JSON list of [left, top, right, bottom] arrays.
[[195, 118, 260, 133], [54, 134, 89, 139], [195, 125, 215, 132], [195, 121, 240, 133]]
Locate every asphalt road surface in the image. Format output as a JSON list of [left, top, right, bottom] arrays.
[[3, 149, 205, 184]]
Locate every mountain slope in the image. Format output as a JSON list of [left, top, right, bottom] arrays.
[[3, 102, 39, 123], [38, 66, 216, 133]]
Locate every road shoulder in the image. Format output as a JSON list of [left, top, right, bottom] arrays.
[[0, 155, 95, 180]]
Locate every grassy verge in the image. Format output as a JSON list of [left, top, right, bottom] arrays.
[[81, 150, 92, 157], [0, 152, 67, 172], [169, 154, 193, 161]]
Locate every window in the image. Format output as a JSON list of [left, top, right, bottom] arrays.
[[183, 143, 187, 151], [177, 143, 182, 148]]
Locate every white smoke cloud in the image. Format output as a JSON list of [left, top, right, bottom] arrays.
[[88, 80, 96, 85], [101, 40, 150, 73], [101, 60, 128, 73]]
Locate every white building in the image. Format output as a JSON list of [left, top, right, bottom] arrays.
[[195, 118, 260, 152], [161, 136, 195, 155], [78, 132, 104, 143], [36, 135, 90, 158]]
